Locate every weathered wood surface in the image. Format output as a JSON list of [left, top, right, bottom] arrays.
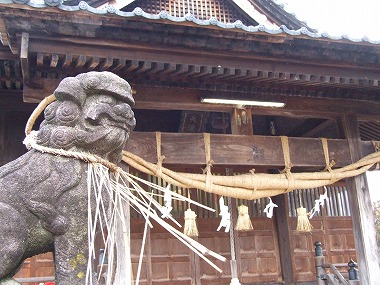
[[341, 114, 380, 285], [230, 108, 253, 136], [20, 32, 29, 84], [24, 80, 380, 121], [126, 132, 376, 168], [272, 194, 294, 283], [289, 216, 356, 282]]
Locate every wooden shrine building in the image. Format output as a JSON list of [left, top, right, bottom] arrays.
[[0, 0, 380, 284]]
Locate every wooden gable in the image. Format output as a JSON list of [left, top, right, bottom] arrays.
[[123, 0, 258, 24]]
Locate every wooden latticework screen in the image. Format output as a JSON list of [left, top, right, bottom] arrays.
[[14, 173, 356, 284], [287, 185, 356, 282], [288, 185, 351, 217], [124, 0, 257, 23]]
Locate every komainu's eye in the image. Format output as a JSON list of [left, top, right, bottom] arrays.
[[114, 103, 134, 119]]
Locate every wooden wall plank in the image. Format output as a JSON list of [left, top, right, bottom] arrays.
[[125, 132, 370, 168]]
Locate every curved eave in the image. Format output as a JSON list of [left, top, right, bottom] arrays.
[[1, 0, 380, 45], [250, 0, 316, 32]]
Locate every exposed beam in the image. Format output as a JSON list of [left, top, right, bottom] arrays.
[[302, 119, 336, 137], [26, 37, 380, 83], [22, 80, 380, 121], [125, 132, 376, 168], [0, 46, 17, 59], [20, 32, 29, 84], [288, 118, 327, 137]]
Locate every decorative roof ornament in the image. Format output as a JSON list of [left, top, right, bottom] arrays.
[[106, 4, 116, 13], [44, 0, 61, 6], [78, 0, 88, 9], [12, 0, 29, 4]]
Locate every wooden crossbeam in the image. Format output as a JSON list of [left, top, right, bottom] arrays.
[[125, 132, 376, 168]]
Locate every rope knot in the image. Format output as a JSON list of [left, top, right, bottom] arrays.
[[373, 141, 380, 152], [373, 141, 380, 169], [157, 155, 166, 165], [155, 132, 166, 176], [202, 160, 214, 174], [324, 160, 336, 172]]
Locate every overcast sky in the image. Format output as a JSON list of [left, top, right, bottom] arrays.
[[279, 0, 380, 202], [280, 0, 380, 40]]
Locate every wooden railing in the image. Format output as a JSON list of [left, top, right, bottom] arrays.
[[315, 241, 360, 285]]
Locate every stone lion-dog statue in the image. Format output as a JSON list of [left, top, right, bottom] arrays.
[[0, 71, 136, 285]]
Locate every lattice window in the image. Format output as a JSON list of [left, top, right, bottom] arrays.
[[124, 0, 256, 24], [130, 170, 269, 219], [287, 186, 351, 217]]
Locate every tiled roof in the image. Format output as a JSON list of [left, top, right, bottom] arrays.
[[1, 0, 380, 44]]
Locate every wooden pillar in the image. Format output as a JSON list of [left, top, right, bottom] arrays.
[[272, 194, 295, 284], [226, 167, 242, 281], [189, 189, 201, 285], [230, 108, 253, 136], [229, 109, 251, 283], [267, 115, 295, 284], [145, 226, 153, 285], [341, 114, 380, 284], [140, 172, 152, 285]]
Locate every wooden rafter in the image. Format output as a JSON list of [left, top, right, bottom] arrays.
[[20, 32, 29, 85]]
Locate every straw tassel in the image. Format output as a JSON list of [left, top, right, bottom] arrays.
[[296, 207, 313, 232], [235, 204, 253, 231], [183, 208, 199, 237], [296, 192, 313, 232]]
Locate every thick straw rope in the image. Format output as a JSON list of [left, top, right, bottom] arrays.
[[203, 133, 214, 192], [24, 94, 122, 173], [321, 138, 335, 172], [280, 136, 294, 192], [25, 95, 229, 280], [155, 132, 165, 176], [373, 141, 380, 169], [25, 95, 380, 200]]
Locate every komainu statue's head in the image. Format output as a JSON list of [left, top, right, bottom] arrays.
[[36, 71, 136, 163]]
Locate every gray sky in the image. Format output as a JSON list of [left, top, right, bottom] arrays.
[[280, 0, 380, 202], [280, 0, 380, 40]]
